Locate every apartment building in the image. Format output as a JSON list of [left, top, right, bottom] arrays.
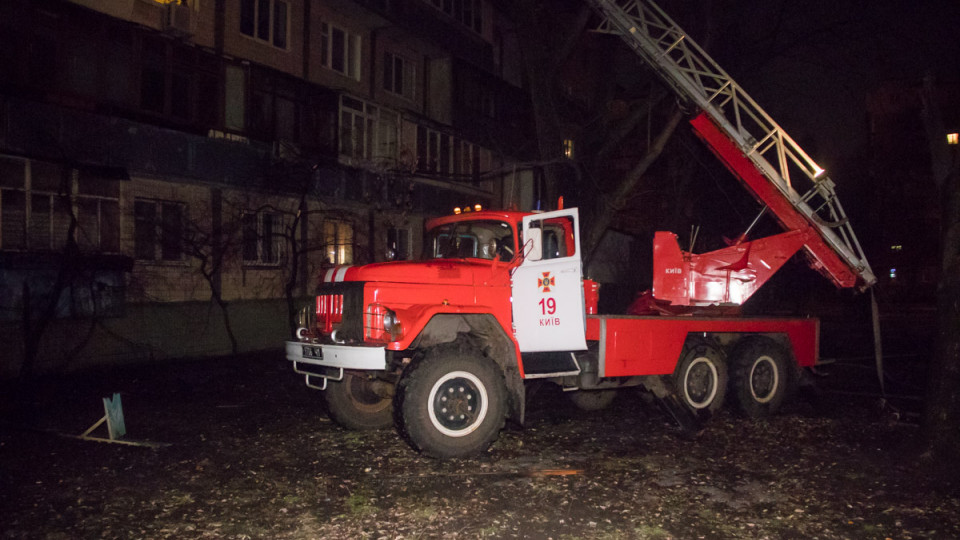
[[0, 0, 537, 376]]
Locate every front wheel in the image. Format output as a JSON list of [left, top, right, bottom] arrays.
[[396, 345, 506, 458], [673, 340, 728, 413], [730, 337, 792, 418], [324, 372, 394, 430]]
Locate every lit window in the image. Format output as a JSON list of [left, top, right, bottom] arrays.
[[890, 244, 902, 252], [240, 0, 288, 49], [948, 133, 959, 145], [324, 220, 354, 265], [563, 139, 575, 159]]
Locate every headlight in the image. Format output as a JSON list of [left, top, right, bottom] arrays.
[[364, 303, 402, 341], [382, 309, 399, 333]]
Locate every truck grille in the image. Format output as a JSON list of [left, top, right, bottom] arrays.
[[316, 282, 364, 342]]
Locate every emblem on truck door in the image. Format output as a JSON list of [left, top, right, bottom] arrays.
[[538, 272, 555, 293]]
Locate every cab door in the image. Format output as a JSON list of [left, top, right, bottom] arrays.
[[511, 209, 587, 352]]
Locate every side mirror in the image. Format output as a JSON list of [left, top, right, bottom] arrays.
[[525, 228, 542, 262]]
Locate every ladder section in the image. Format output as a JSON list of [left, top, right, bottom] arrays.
[[588, 0, 876, 290]]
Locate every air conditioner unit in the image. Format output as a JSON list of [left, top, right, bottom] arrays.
[[165, 3, 194, 37]]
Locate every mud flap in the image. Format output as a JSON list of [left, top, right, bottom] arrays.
[[797, 367, 830, 416], [656, 392, 710, 440], [643, 376, 709, 439]]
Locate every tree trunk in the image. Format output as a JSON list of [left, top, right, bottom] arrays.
[[921, 74, 960, 468], [924, 165, 960, 464], [582, 108, 684, 270]]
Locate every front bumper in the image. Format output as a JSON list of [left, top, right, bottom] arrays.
[[285, 341, 387, 371]]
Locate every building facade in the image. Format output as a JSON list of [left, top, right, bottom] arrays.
[[0, 0, 537, 376]]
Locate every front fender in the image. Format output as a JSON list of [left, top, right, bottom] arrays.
[[387, 304, 509, 351]]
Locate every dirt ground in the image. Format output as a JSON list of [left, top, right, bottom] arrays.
[[1, 349, 958, 540]]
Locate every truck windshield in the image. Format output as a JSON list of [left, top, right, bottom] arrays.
[[424, 220, 515, 261]]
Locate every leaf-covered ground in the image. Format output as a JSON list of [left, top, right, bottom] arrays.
[[2, 351, 957, 539]]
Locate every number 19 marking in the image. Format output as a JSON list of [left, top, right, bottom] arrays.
[[539, 297, 557, 315]]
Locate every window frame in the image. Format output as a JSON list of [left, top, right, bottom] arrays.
[[1, 157, 120, 254], [323, 219, 354, 265], [240, 0, 290, 50], [426, 0, 483, 33], [134, 198, 186, 264], [416, 126, 480, 179], [339, 96, 399, 164], [241, 209, 284, 266], [387, 226, 410, 261], [383, 51, 416, 101], [319, 21, 361, 81]]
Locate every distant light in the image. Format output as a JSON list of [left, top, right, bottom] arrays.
[[453, 207, 461, 214], [889, 268, 897, 279], [948, 133, 959, 145], [891, 244, 902, 252], [474, 204, 482, 212], [563, 139, 575, 159]]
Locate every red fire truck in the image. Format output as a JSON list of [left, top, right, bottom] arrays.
[[284, 0, 876, 458]]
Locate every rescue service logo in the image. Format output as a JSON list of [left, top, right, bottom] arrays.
[[538, 272, 555, 293]]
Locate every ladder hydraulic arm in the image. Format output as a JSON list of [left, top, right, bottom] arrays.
[[587, 0, 876, 293]]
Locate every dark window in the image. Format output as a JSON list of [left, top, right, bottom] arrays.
[[383, 52, 415, 100], [1, 190, 26, 250], [135, 199, 184, 262], [140, 37, 167, 114], [243, 210, 282, 265], [160, 202, 183, 260], [241, 0, 289, 49], [2, 160, 119, 253], [240, 0, 255, 36], [321, 22, 360, 80], [387, 227, 409, 261], [134, 200, 156, 261], [257, 0, 271, 41], [331, 28, 345, 73], [273, 1, 288, 49]]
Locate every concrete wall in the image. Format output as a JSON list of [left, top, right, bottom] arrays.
[[0, 297, 295, 379]]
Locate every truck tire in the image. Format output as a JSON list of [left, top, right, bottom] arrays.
[[396, 345, 506, 458], [568, 389, 617, 411], [324, 372, 394, 430], [674, 340, 728, 413], [730, 337, 791, 418]]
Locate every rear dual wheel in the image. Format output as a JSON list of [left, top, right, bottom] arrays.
[[730, 337, 792, 418], [674, 340, 728, 413]]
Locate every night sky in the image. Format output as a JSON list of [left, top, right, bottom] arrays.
[[676, 0, 960, 170]]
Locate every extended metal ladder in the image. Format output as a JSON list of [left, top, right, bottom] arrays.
[[588, 0, 876, 290]]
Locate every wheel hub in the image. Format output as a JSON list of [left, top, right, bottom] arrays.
[[433, 378, 481, 431], [749, 356, 778, 403], [684, 357, 718, 409], [347, 376, 390, 412]]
